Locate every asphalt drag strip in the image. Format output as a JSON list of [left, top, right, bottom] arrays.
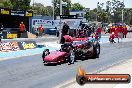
[[0, 41, 132, 88]]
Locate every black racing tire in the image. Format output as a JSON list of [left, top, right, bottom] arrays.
[[69, 50, 75, 64], [85, 45, 94, 58], [42, 49, 50, 58], [61, 37, 65, 44], [93, 44, 100, 58]]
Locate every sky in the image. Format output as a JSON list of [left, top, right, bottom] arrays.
[[31, 0, 132, 10]]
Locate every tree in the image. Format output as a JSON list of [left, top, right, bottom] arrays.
[[96, 2, 109, 23], [85, 2, 109, 23], [70, 3, 84, 11], [0, 0, 4, 7], [0, 0, 13, 8], [123, 8, 132, 25], [106, 0, 125, 23], [46, 6, 53, 16], [52, 0, 72, 18], [32, 3, 45, 15], [3, 0, 13, 8], [130, 19, 132, 25], [10, 0, 31, 10], [97, 2, 104, 11], [85, 10, 96, 21], [31, 3, 43, 15], [97, 10, 109, 23], [31, 3, 52, 16]]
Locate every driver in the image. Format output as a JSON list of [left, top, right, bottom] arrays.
[[79, 30, 85, 38]]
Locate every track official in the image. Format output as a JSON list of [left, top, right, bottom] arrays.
[[61, 22, 70, 44], [19, 22, 25, 38]]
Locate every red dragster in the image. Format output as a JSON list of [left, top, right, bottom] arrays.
[[61, 35, 89, 44], [42, 37, 100, 65]]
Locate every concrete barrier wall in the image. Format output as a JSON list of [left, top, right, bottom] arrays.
[[0, 41, 38, 52]]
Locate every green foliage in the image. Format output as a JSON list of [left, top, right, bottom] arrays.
[[70, 3, 84, 11], [0, 0, 31, 10], [3, 0, 13, 8], [123, 8, 132, 25], [0, 0, 13, 8], [52, 0, 72, 17], [106, 0, 125, 23], [10, 0, 31, 10], [1, 0, 131, 24], [85, 5, 109, 23], [97, 10, 109, 23], [46, 6, 53, 16], [31, 3, 53, 16], [130, 19, 132, 25], [85, 10, 96, 21], [0, 3, 4, 7]]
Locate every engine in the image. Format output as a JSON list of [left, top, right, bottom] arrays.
[[73, 41, 93, 58]]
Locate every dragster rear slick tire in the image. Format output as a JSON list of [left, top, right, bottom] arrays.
[[42, 49, 50, 62], [68, 50, 75, 65]]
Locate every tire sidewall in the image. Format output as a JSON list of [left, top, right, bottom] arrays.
[[42, 49, 49, 58], [94, 44, 100, 58], [69, 50, 75, 64]]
